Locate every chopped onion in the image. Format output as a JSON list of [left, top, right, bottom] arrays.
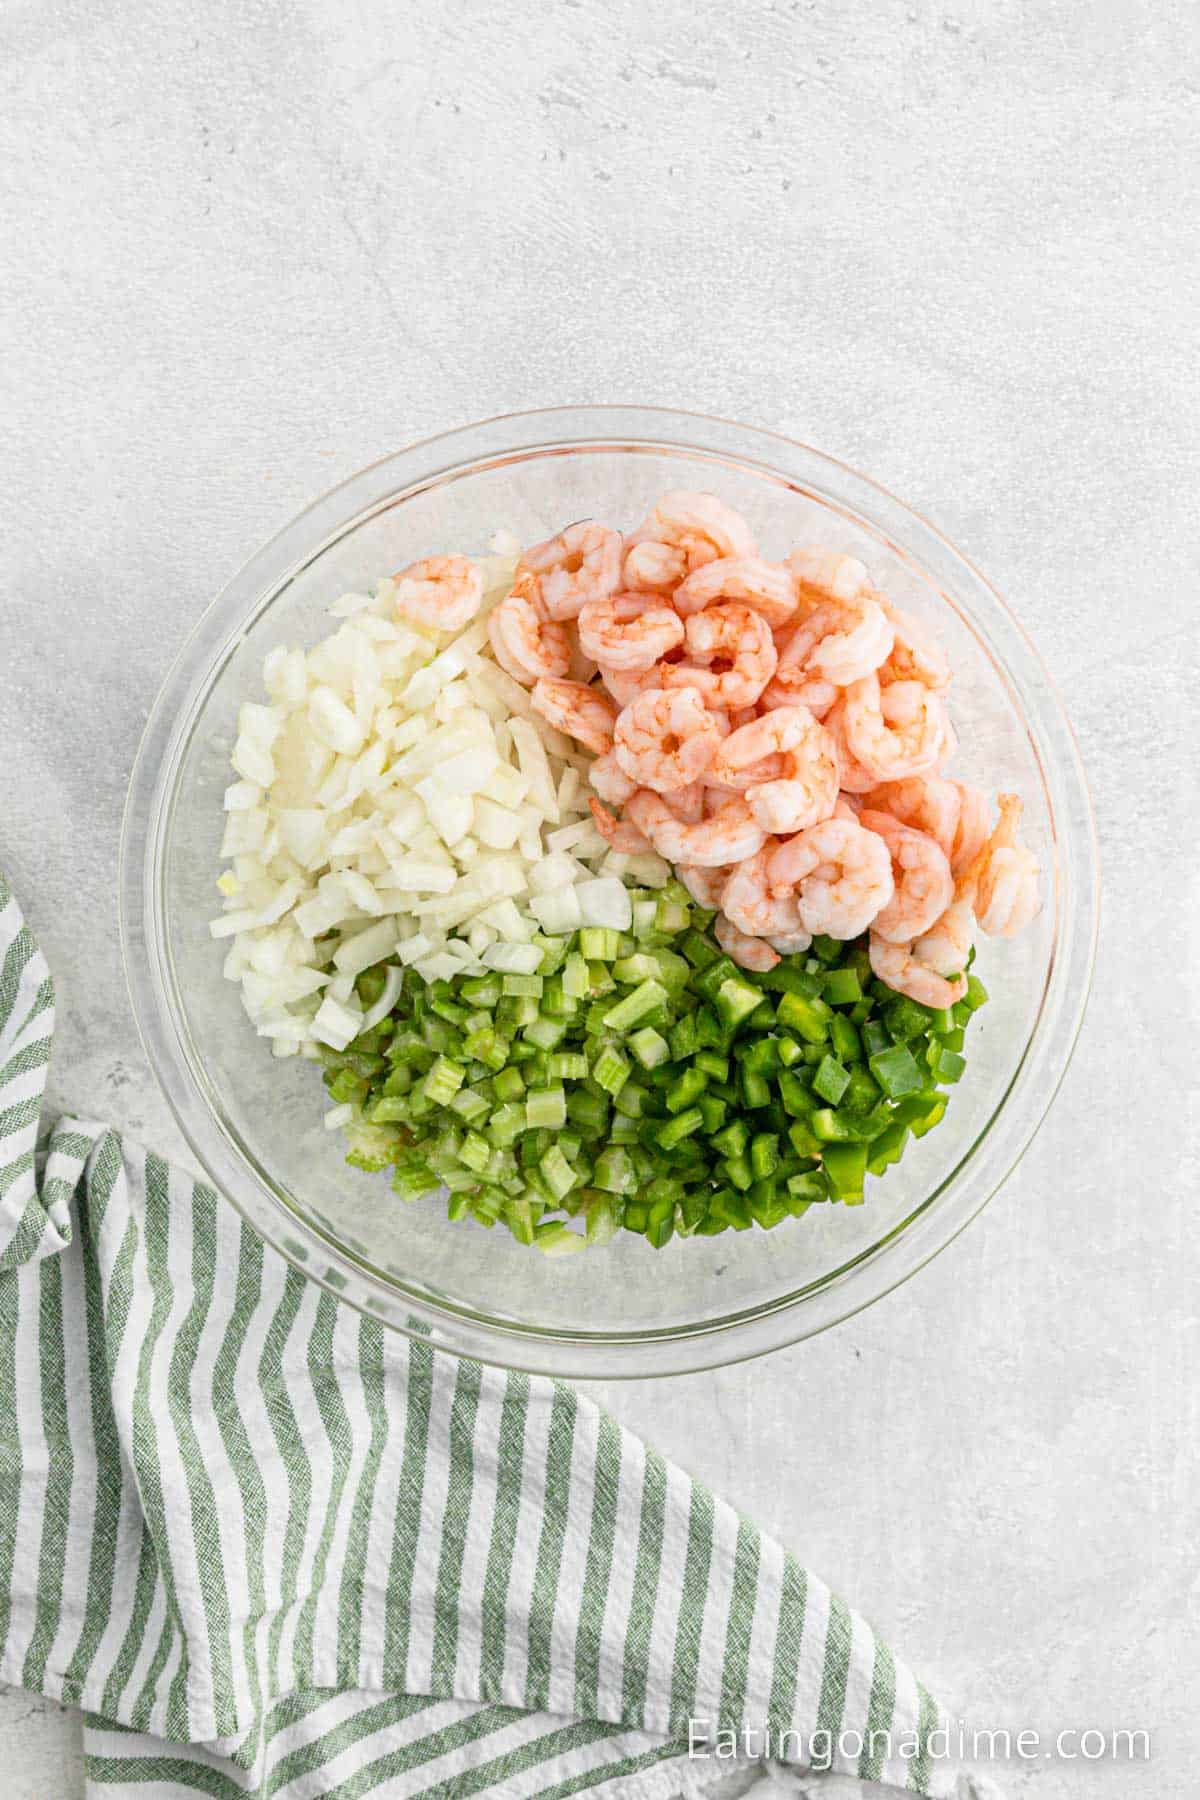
[[213, 553, 641, 1050]]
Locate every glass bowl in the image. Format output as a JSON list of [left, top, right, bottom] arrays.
[[119, 406, 1098, 1377]]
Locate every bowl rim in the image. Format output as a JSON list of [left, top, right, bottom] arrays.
[[119, 404, 1100, 1376]]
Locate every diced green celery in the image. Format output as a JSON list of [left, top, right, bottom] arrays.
[[449, 1086, 491, 1124], [458, 1131, 491, 1174], [629, 1026, 670, 1070], [579, 926, 622, 961], [603, 979, 669, 1033], [594, 1148, 637, 1193], [539, 1144, 577, 1200], [503, 972, 544, 998], [462, 1027, 510, 1072], [492, 1065, 525, 1103], [423, 1056, 466, 1105], [523, 1014, 569, 1051], [525, 1084, 567, 1130], [591, 1043, 631, 1097]]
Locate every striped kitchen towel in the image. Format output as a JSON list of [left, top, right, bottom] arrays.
[[0, 871, 968, 1800]]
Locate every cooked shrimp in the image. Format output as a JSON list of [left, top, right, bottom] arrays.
[[881, 605, 952, 692], [488, 579, 572, 685], [823, 697, 878, 794], [858, 809, 955, 943], [949, 781, 992, 877], [767, 816, 895, 939], [661, 604, 778, 709], [627, 790, 766, 867], [911, 893, 975, 989], [760, 621, 840, 717], [621, 538, 688, 594], [588, 798, 652, 853], [577, 593, 684, 672], [875, 834, 983, 1006], [588, 748, 637, 805], [676, 863, 731, 908], [973, 794, 1040, 936], [596, 661, 664, 708], [842, 674, 955, 781], [674, 557, 798, 627], [709, 706, 839, 835], [862, 776, 960, 864], [786, 548, 873, 611], [634, 490, 758, 568], [518, 520, 623, 621], [868, 933, 967, 1009], [660, 780, 707, 823], [715, 914, 779, 972], [530, 678, 619, 755], [720, 845, 808, 939], [393, 555, 484, 632], [768, 596, 892, 688], [612, 686, 724, 793]]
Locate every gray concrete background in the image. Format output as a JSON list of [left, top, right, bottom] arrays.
[[2, 1, 1197, 1793]]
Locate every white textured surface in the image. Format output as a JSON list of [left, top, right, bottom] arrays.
[[1, 1, 1197, 1794]]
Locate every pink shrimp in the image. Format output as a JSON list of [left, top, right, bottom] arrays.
[[627, 790, 766, 867], [612, 687, 724, 793], [949, 781, 992, 877], [858, 809, 955, 943], [841, 674, 955, 782], [530, 678, 619, 755], [631, 490, 758, 570], [767, 816, 895, 940], [660, 605, 778, 709], [588, 798, 652, 854], [596, 661, 665, 708], [708, 706, 839, 835], [676, 864, 731, 908], [393, 555, 485, 632], [868, 933, 967, 1009], [714, 914, 780, 972], [823, 697, 879, 794], [760, 620, 840, 717], [660, 780, 707, 823], [488, 577, 571, 685], [720, 845, 808, 940], [588, 748, 638, 805], [770, 594, 893, 689], [973, 794, 1040, 936], [673, 557, 798, 627], [577, 592, 684, 672], [621, 539, 689, 594], [881, 604, 952, 692], [786, 548, 873, 612], [861, 777, 960, 864], [517, 520, 623, 621]]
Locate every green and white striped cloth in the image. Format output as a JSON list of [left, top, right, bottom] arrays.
[[0, 872, 967, 1799]]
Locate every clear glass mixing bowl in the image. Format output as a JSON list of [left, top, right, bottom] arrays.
[[119, 407, 1098, 1376]]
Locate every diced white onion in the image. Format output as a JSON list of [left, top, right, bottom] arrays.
[[332, 918, 399, 976], [481, 942, 544, 974], [575, 878, 632, 930]]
